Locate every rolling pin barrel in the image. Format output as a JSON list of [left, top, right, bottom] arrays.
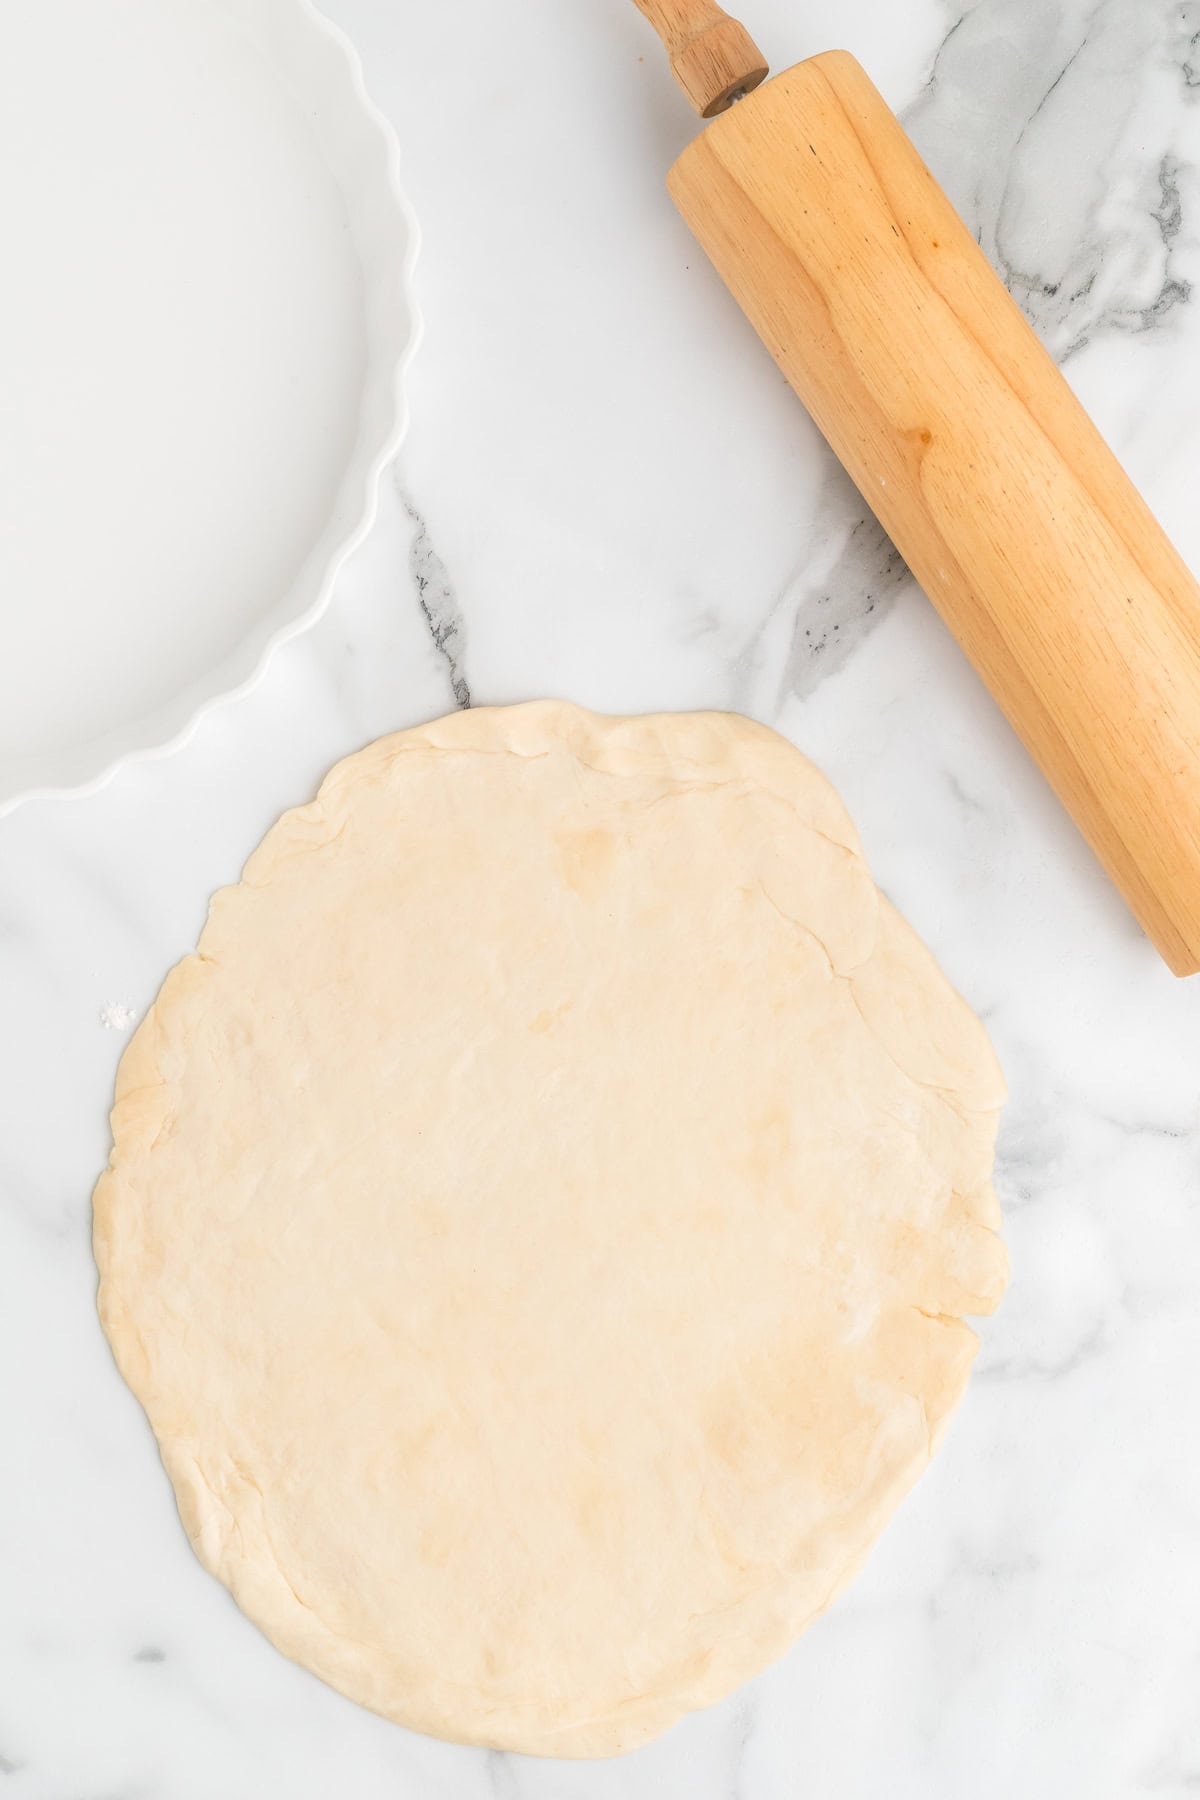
[[664, 48, 1200, 975]]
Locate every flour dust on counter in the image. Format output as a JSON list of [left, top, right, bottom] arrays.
[[93, 703, 1006, 1759], [99, 1001, 137, 1032]]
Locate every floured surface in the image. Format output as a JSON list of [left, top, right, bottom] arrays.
[[93, 701, 1006, 1757]]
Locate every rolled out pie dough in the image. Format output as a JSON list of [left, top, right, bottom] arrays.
[[93, 701, 1006, 1757]]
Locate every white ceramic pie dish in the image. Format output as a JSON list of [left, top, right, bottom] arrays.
[[0, 0, 420, 813]]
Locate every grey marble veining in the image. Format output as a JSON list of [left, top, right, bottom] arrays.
[[3, 1, 1200, 1796], [400, 474, 473, 710], [913, 0, 1195, 357]]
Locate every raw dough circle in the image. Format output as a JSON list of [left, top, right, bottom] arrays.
[[94, 702, 1006, 1757]]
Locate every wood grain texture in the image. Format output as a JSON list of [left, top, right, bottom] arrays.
[[630, 0, 767, 117], [669, 49, 1200, 975]]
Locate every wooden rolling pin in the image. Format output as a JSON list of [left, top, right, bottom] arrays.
[[632, 0, 1200, 976]]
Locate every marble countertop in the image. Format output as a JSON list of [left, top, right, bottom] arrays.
[[4, 0, 1200, 1794]]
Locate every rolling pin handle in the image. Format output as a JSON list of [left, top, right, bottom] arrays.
[[631, 0, 769, 117]]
